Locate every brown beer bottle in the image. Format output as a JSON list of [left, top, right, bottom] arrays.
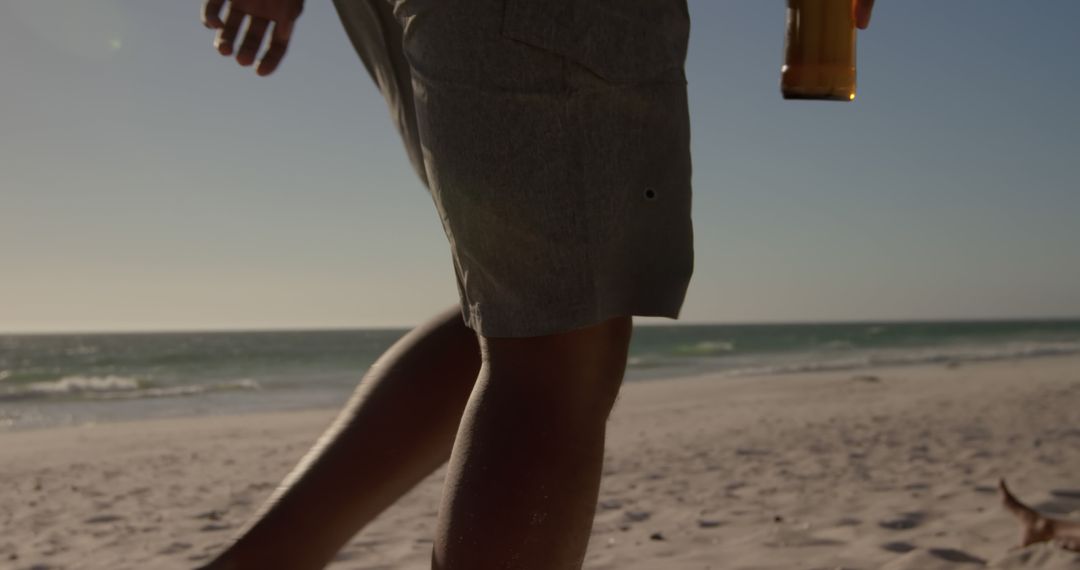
[[782, 0, 857, 101]]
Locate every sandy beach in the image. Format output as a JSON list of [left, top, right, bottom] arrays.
[[2, 355, 1079, 569]]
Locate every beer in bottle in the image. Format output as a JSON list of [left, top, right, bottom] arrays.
[[781, 0, 857, 101]]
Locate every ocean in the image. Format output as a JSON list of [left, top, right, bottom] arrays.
[[2, 319, 1079, 431]]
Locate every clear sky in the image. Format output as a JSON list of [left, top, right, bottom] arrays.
[[2, 1, 1079, 333]]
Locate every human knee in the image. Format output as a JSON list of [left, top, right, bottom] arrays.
[[479, 316, 633, 411]]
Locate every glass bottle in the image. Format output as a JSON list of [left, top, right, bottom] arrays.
[[782, 0, 857, 101]]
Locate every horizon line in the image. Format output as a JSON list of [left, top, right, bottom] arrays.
[[3, 314, 1079, 336]]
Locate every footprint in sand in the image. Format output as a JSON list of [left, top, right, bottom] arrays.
[[83, 514, 124, 524], [763, 527, 846, 549], [159, 542, 192, 555], [927, 548, 986, 564], [881, 541, 917, 553], [883, 548, 986, 569], [598, 499, 623, 510], [877, 512, 926, 531], [997, 544, 1080, 566]]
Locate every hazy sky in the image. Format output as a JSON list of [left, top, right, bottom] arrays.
[[2, 1, 1079, 332]]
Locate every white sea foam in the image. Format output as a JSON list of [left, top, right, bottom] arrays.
[[0, 376, 261, 402], [674, 340, 736, 356], [721, 340, 1080, 378], [626, 355, 672, 370], [86, 378, 261, 400], [28, 375, 141, 394]]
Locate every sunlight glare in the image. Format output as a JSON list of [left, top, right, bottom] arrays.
[[9, 0, 129, 62]]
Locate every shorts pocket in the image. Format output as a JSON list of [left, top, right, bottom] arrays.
[[500, 0, 690, 84]]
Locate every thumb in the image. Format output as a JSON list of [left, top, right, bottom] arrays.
[[856, 0, 875, 29]]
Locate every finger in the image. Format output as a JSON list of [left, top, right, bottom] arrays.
[[256, 19, 294, 76], [856, 0, 875, 29], [202, 0, 226, 29], [236, 17, 270, 67], [215, 5, 246, 56]]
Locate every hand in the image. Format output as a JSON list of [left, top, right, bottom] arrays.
[[202, 0, 304, 76], [855, 0, 875, 29]]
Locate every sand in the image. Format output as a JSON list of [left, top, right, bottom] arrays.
[[2, 355, 1079, 569]]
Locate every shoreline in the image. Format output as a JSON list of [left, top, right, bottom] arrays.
[[4, 351, 1080, 436], [5, 319, 1080, 435], [2, 355, 1079, 568]]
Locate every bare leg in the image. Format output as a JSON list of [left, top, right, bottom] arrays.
[[204, 305, 481, 570], [432, 316, 633, 569]]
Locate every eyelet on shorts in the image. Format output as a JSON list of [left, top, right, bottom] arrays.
[[500, 0, 690, 84]]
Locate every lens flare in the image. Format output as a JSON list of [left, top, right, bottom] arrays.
[[9, 0, 129, 62]]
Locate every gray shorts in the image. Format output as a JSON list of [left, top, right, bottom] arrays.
[[334, 0, 694, 338]]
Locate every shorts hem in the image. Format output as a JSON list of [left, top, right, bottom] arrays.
[[461, 302, 684, 339]]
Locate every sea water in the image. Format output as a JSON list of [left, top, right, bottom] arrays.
[[2, 319, 1079, 431]]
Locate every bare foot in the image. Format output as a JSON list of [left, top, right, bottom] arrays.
[[999, 478, 1080, 552]]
